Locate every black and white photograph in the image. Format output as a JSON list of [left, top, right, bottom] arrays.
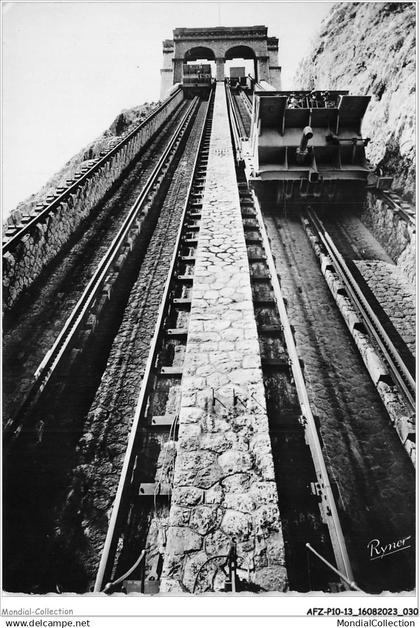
[[1, 0, 417, 625]]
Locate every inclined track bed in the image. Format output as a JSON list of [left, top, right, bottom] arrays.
[[226, 90, 415, 592], [4, 98, 200, 443], [3, 79, 416, 595], [305, 209, 415, 414], [3, 98, 194, 422], [262, 211, 415, 592], [236, 179, 346, 592], [3, 93, 212, 593], [93, 92, 215, 592]]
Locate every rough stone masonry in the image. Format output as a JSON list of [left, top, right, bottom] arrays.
[[160, 84, 287, 592]]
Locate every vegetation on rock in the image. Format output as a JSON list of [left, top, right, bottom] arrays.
[[295, 2, 415, 200]]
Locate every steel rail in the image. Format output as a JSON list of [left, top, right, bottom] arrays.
[[306, 544, 363, 592], [226, 84, 242, 140], [94, 91, 214, 592], [376, 190, 416, 226], [239, 87, 253, 116], [3, 87, 183, 253], [4, 97, 200, 444], [226, 85, 246, 138], [306, 208, 415, 412], [225, 85, 243, 161], [233, 92, 248, 138], [250, 190, 355, 589]]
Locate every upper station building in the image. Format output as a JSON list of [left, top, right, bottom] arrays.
[[160, 25, 281, 99]]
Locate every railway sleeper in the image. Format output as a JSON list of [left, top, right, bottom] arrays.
[[4, 109, 199, 447], [138, 482, 172, 497], [159, 366, 184, 376], [149, 415, 179, 429], [172, 297, 191, 307], [234, 175, 347, 591], [165, 328, 188, 337], [89, 95, 215, 593]]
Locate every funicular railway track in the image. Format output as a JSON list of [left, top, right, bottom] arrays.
[[3, 94, 199, 422], [4, 71, 416, 595], [3, 89, 182, 252], [238, 85, 253, 117], [226, 84, 415, 592], [304, 208, 415, 414], [316, 214, 416, 359], [3, 90, 215, 593], [3, 96, 202, 445], [237, 182, 357, 591], [93, 91, 215, 592], [95, 84, 358, 594], [226, 87, 357, 591], [228, 86, 252, 138], [259, 209, 416, 591], [377, 190, 416, 225]]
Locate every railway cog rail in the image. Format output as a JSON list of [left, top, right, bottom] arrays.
[[305, 208, 415, 413], [3, 96, 201, 446]]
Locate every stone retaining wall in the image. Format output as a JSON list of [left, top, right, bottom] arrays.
[[360, 192, 415, 287], [353, 259, 415, 356], [3, 89, 184, 312], [160, 84, 287, 593]]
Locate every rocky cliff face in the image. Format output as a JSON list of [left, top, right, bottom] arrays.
[[295, 2, 415, 200]]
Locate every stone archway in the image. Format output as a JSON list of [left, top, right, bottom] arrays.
[[224, 44, 257, 81], [183, 46, 216, 81], [160, 26, 281, 98], [184, 46, 216, 62]]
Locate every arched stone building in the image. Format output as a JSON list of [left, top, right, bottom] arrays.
[[160, 25, 281, 98]]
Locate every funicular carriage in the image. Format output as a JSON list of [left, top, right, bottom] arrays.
[[249, 89, 372, 208], [228, 66, 247, 88], [182, 63, 213, 97]]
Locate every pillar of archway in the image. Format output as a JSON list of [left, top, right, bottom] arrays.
[[160, 39, 175, 100], [256, 56, 270, 83], [215, 57, 225, 81], [159, 26, 282, 98], [173, 58, 184, 85], [267, 36, 282, 89]]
